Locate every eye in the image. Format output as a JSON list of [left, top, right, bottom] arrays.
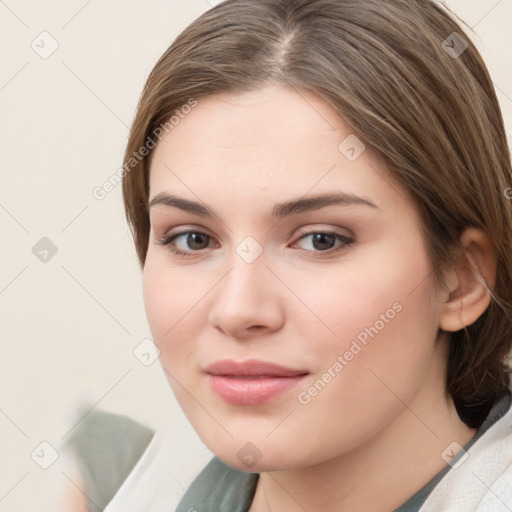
[[156, 230, 215, 257], [156, 229, 354, 258], [293, 231, 354, 253]]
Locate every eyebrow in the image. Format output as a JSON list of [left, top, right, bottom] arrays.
[[147, 191, 378, 220]]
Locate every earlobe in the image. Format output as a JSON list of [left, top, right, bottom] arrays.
[[439, 228, 496, 332]]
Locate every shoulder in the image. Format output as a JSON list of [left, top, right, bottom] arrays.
[[176, 456, 259, 512], [419, 388, 512, 511], [64, 407, 155, 510]]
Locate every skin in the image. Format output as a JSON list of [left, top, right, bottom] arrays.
[[143, 83, 495, 511], [61, 464, 90, 512]]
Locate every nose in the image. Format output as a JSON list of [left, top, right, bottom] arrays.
[[207, 251, 285, 339]]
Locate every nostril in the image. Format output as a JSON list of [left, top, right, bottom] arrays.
[[249, 325, 266, 331]]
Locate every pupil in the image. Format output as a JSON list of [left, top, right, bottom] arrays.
[[188, 233, 208, 250], [313, 233, 335, 251]]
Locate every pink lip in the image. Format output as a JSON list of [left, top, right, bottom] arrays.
[[205, 359, 309, 405]]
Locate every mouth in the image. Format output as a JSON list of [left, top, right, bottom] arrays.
[[205, 359, 309, 405]]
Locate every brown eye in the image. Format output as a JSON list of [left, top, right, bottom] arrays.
[[294, 232, 354, 253], [157, 231, 215, 257], [182, 232, 210, 250]]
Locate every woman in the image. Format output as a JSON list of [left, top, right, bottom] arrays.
[[68, 0, 512, 510]]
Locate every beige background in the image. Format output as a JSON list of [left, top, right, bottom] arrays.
[[0, 0, 511, 510]]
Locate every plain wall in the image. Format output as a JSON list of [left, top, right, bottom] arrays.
[[0, 0, 511, 510]]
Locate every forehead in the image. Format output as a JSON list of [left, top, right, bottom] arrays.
[[152, 84, 346, 170], [147, 84, 411, 216]]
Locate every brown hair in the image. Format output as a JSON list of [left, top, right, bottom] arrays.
[[122, 0, 512, 426]]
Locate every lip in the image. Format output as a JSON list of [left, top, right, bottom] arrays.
[[205, 359, 309, 405]]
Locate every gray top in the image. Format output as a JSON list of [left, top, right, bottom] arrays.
[[65, 406, 154, 512], [175, 389, 512, 512]]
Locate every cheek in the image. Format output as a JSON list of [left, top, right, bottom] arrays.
[[142, 257, 203, 367], [313, 277, 439, 403], [290, 286, 440, 461], [298, 240, 441, 399], [293, 258, 425, 354]]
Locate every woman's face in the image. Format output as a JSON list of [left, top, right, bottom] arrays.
[[143, 83, 448, 471]]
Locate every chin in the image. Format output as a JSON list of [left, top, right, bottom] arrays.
[[200, 431, 309, 473], [219, 450, 297, 473]]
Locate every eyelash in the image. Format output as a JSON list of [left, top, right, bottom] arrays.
[[156, 229, 354, 258]]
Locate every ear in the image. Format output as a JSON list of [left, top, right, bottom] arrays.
[[439, 227, 497, 332]]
